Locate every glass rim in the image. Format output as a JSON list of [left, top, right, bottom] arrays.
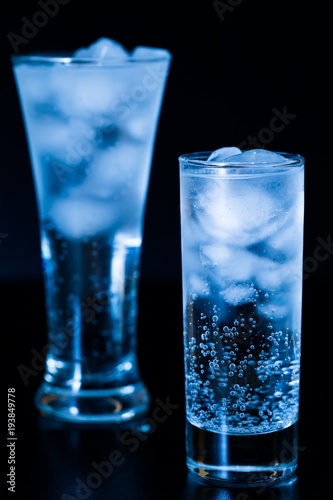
[[11, 51, 171, 66], [179, 150, 304, 168], [179, 151, 304, 177]]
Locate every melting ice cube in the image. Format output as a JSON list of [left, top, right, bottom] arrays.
[[201, 244, 255, 282], [197, 180, 280, 247], [73, 37, 129, 59], [207, 147, 242, 162], [208, 147, 289, 165], [220, 283, 256, 306], [70, 140, 147, 199], [131, 46, 172, 60], [49, 196, 119, 239]]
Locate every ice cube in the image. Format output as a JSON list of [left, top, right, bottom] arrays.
[[200, 244, 255, 282], [198, 180, 279, 247], [207, 147, 242, 162], [255, 257, 282, 290], [50, 38, 129, 116], [255, 255, 301, 291], [50, 64, 124, 116], [187, 273, 208, 297], [72, 140, 148, 199], [220, 283, 256, 306], [222, 149, 289, 165], [125, 115, 152, 141], [131, 46, 171, 60], [30, 117, 96, 162], [49, 196, 119, 239], [200, 239, 300, 302], [266, 192, 304, 257], [73, 37, 129, 59]]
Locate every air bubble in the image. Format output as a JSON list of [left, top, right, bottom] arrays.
[[212, 315, 218, 322]]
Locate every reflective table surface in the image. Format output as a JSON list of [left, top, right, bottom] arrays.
[[4, 278, 330, 500]]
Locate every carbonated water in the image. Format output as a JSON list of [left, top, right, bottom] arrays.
[[41, 223, 141, 390]]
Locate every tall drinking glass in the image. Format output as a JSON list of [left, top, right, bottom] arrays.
[[179, 151, 304, 486], [12, 48, 171, 423]]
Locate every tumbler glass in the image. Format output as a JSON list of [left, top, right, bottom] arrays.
[[179, 150, 304, 485]]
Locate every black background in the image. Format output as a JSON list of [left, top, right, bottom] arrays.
[[1, 1, 332, 499]]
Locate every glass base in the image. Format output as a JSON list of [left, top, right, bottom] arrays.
[[186, 420, 298, 487], [187, 459, 297, 487], [35, 380, 150, 424]]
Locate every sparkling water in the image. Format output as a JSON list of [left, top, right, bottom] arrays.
[[41, 222, 141, 390], [179, 150, 304, 484], [12, 39, 171, 421]]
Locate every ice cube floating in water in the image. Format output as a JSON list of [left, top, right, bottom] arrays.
[[73, 37, 170, 60], [207, 147, 290, 165]]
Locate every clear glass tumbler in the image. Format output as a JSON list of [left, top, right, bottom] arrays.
[[179, 151, 304, 486], [12, 49, 171, 423]]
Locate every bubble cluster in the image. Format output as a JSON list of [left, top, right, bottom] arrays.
[[185, 297, 300, 434]]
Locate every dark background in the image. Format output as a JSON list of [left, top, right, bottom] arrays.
[[1, 1, 332, 499]]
